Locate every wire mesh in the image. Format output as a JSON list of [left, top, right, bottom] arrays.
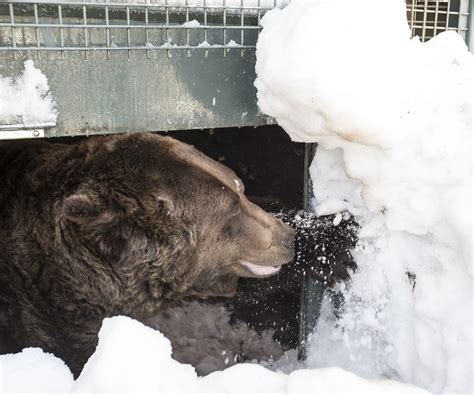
[[0, 0, 289, 54], [0, 0, 470, 54], [406, 0, 470, 41]]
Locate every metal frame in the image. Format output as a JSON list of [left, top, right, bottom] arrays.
[[1, 0, 285, 138], [0, 0, 276, 55], [406, 0, 470, 42], [0, 0, 471, 139]]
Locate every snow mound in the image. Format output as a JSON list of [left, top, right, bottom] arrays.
[[255, 0, 472, 393], [0, 60, 57, 126], [1, 316, 428, 393], [0, 348, 74, 393], [73, 316, 196, 393]]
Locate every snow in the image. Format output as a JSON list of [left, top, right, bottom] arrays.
[[182, 19, 200, 27], [0, 316, 429, 393], [1, 0, 472, 393], [0, 348, 74, 393], [0, 60, 57, 127], [255, 0, 473, 393]]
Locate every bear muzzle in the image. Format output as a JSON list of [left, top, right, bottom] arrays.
[[238, 225, 295, 278]]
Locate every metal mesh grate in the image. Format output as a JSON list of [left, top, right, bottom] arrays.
[[0, 0, 289, 57], [406, 0, 470, 42], [0, 0, 471, 57]]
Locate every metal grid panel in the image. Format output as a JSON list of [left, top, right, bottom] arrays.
[[0, 0, 471, 55], [0, 0, 471, 140], [0, 0, 288, 57], [406, 0, 470, 42]]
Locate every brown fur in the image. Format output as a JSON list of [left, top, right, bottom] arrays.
[[0, 133, 294, 377]]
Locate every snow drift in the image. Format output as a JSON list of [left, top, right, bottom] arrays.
[[255, 0, 472, 393], [0, 60, 57, 126], [0, 316, 428, 393]]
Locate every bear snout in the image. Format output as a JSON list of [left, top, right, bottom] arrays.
[[272, 220, 295, 259], [281, 226, 296, 252]]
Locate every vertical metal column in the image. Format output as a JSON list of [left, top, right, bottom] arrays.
[[467, 0, 473, 51], [298, 143, 325, 360]]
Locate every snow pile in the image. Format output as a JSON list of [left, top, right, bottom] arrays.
[[255, 0, 472, 393], [0, 348, 74, 393], [0, 60, 57, 126], [0, 316, 428, 393]]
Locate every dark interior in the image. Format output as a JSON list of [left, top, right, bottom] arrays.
[[167, 125, 305, 210]]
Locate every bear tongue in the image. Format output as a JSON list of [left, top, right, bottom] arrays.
[[239, 260, 281, 276]]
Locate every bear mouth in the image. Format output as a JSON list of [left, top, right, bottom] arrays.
[[238, 260, 282, 277]]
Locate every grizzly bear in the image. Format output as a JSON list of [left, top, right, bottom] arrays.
[[0, 132, 295, 377]]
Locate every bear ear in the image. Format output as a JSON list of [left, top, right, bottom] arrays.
[[62, 194, 104, 225]]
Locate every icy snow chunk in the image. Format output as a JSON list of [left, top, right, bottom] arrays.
[[183, 19, 200, 27], [0, 348, 73, 393], [0, 60, 57, 126], [198, 40, 212, 48], [72, 316, 196, 393], [255, 0, 472, 393], [226, 40, 241, 47], [333, 213, 342, 226]]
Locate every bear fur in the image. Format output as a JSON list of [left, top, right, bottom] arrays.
[[0, 132, 294, 377]]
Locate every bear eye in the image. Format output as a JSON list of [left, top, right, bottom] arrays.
[[231, 206, 241, 218]]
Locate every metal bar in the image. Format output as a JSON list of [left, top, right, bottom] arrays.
[[105, 5, 109, 59], [82, 4, 87, 59], [458, 0, 470, 39], [126, 5, 130, 59], [240, 0, 244, 56], [446, 0, 452, 29], [165, 0, 170, 57], [468, 0, 473, 52], [434, 0, 440, 36], [298, 142, 324, 361], [0, 44, 255, 51], [204, 0, 208, 57], [0, 0, 268, 11], [9, 3, 16, 50], [58, 4, 64, 58], [422, 0, 428, 40], [145, 5, 150, 59], [257, 0, 261, 26], [0, 22, 261, 30], [223, 0, 226, 57], [34, 3, 40, 56], [0, 123, 55, 130], [0, 129, 45, 140], [298, 273, 325, 360], [185, 0, 190, 57], [409, 0, 416, 36], [302, 143, 317, 212]]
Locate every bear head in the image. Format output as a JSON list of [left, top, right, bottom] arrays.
[[59, 133, 295, 314]]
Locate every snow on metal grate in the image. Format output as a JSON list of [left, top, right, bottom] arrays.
[[0, 0, 288, 56], [406, 0, 470, 42], [0, 0, 470, 55]]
